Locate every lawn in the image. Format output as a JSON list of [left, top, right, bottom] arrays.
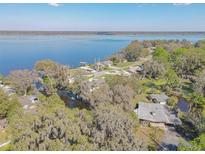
[[140, 79, 165, 94], [114, 61, 135, 68], [136, 126, 164, 150], [0, 144, 11, 151], [0, 129, 10, 145]]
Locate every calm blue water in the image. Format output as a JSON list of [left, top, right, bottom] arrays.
[[0, 34, 205, 75]]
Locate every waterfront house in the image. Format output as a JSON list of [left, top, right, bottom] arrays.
[[80, 66, 96, 73], [128, 66, 143, 74], [101, 60, 113, 67], [80, 61, 88, 67], [94, 60, 113, 71], [149, 93, 169, 105], [134, 102, 182, 129]]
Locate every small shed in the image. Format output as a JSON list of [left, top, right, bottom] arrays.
[[149, 93, 169, 105]]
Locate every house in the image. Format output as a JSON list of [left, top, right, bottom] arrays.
[[4, 86, 15, 95], [68, 77, 75, 84], [149, 93, 169, 105], [148, 47, 156, 53], [80, 66, 96, 73], [38, 70, 46, 79], [80, 61, 88, 67], [0, 119, 7, 130], [28, 95, 38, 103], [134, 102, 182, 129], [94, 60, 113, 71], [0, 81, 3, 88], [128, 66, 143, 74], [0, 83, 15, 96], [33, 81, 45, 92], [18, 95, 39, 111], [101, 60, 113, 67]]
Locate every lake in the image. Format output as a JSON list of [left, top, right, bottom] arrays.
[[0, 34, 205, 75]]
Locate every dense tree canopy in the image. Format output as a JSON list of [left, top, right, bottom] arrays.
[[0, 90, 11, 118], [6, 70, 38, 95], [34, 60, 70, 94], [143, 60, 166, 79], [0, 89, 21, 120], [195, 70, 205, 97], [169, 48, 205, 78], [91, 105, 146, 150]]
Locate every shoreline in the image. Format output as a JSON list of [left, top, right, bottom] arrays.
[[1, 31, 205, 36]]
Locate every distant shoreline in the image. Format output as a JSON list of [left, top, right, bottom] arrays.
[[0, 31, 205, 36]]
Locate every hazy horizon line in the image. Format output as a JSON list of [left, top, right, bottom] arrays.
[[0, 30, 205, 35]]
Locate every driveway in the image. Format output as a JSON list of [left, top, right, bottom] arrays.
[[158, 126, 190, 151]]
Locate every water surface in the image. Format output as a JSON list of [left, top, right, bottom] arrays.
[[0, 34, 205, 75]]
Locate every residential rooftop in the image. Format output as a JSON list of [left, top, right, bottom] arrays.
[[135, 102, 182, 125]]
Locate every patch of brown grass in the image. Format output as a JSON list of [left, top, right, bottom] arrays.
[[135, 126, 164, 149]]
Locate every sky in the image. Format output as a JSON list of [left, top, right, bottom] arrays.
[[0, 3, 204, 31]]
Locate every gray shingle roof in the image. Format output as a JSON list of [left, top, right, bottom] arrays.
[[135, 102, 182, 125], [149, 93, 169, 103]]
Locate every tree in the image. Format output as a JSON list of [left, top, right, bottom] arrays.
[[153, 47, 170, 64], [143, 60, 166, 79], [87, 83, 113, 108], [112, 84, 134, 111], [11, 99, 94, 151], [151, 40, 192, 52], [179, 133, 205, 151], [6, 70, 38, 95], [55, 65, 70, 90], [105, 75, 143, 95], [81, 75, 139, 111], [187, 93, 205, 132], [0, 90, 10, 118], [90, 105, 147, 150], [163, 69, 180, 92], [194, 70, 205, 97], [35, 60, 70, 93], [170, 48, 205, 78], [122, 40, 150, 62], [0, 90, 22, 119], [167, 96, 178, 108], [195, 40, 205, 50], [0, 73, 4, 81]]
